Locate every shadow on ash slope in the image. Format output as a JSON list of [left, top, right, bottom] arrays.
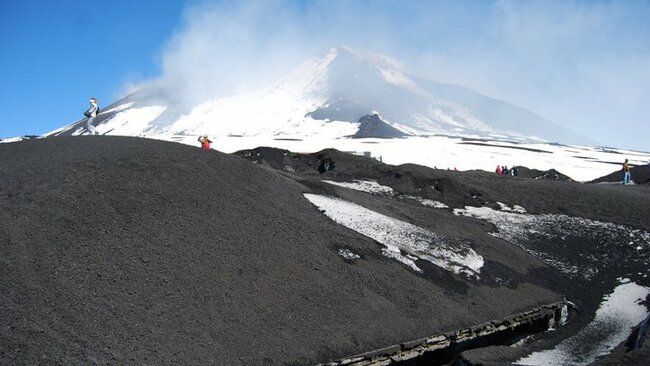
[[454, 205, 650, 281]]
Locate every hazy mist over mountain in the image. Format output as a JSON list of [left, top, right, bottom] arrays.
[[117, 0, 650, 150], [56, 46, 590, 146]]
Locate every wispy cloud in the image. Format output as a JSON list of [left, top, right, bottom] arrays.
[[408, 0, 650, 148], [145, 0, 314, 104]]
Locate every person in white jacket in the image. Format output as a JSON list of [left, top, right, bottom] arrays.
[[84, 98, 99, 135]]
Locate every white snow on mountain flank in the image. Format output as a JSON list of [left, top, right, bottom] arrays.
[[161, 48, 339, 137], [90, 106, 166, 137]]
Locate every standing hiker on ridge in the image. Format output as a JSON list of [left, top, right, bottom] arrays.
[[623, 159, 632, 185], [198, 135, 212, 150], [83, 97, 99, 135]]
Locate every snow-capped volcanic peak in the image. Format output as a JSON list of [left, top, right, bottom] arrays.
[[160, 48, 344, 138], [35, 46, 650, 182], [330, 46, 423, 92], [277, 47, 339, 96], [161, 46, 423, 138], [47, 46, 592, 147]]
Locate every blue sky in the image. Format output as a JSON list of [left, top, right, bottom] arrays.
[[0, 0, 189, 137], [1, 0, 649, 151]]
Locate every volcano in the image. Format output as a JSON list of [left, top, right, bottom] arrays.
[[47, 47, 587, 145], [38, 47, 650, 184]]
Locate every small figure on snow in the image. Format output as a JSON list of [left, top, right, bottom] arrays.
[[83, 97, 99, 135], [198, 135, 212, 150]]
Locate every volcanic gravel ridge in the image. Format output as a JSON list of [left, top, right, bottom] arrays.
[[591, 165, 650, 185], [1, 137, 649, 365]]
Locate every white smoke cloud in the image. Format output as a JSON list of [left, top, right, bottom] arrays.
[[142, 0, 315, 106], [135, 0, 418, 104]]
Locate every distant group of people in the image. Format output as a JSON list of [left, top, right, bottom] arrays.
[[82, 97, 214, 150], [496, 165, 518, 176]]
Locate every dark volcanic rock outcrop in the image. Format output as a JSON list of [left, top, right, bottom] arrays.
[[515, 166, 574, 181], [591, 165, 650, 185], [305, 97, 368, 123], [306, 109, 410, 139], [351, 113, 409, 139]]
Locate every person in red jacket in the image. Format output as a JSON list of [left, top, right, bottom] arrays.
[[198, 135, 212, 150]]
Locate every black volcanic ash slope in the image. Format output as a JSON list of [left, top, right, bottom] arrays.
[[237, 147, 650, 365], [0, 137, 566, 365]]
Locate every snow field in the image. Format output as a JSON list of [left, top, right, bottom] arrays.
[[143, 134, 649, 182], [35, 96, 650, 182]]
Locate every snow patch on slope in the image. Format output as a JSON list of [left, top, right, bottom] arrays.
[[497, 202, 527, 213], [518, 279, 650, 366], [322, 180, 394, 195], [410, 197, 449, 209], [337, 248, 361, 260], [454, 206, 650, 279], [95, 106, 167, 136], [162, 49, 341, 138], [0, 137, 26, 144], [322, 180, 449, 209], [304, 194, 483, 278]]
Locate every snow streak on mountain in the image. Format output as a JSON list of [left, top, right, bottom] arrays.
[[47, 47, 586, 144]]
